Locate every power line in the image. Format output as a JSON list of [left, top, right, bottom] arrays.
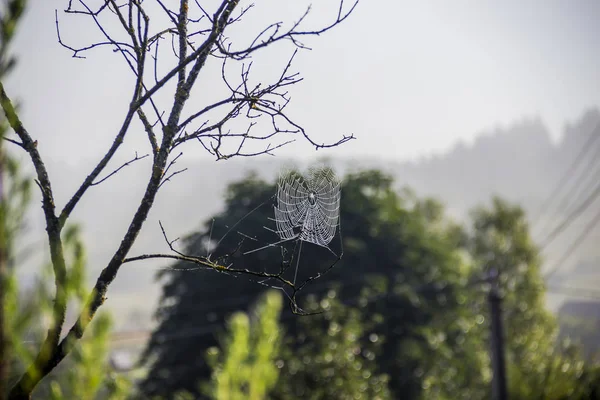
[[538, 177, 600, 250], [560, 150, 600, 216], [544, 205, 600, 279], [547, 285, 600, 301], [534, 126, 600, 277], [535, 135, 600, 238], [532, 122, 600, 228]]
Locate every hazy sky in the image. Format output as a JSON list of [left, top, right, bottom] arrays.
[[7, 0, 600, 165], [6, 1, 600, 328]]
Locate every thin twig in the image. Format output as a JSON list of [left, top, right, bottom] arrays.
[[158, 168, 187, 189], [91, 152, 149, 186], [2, 136, 24, 148]]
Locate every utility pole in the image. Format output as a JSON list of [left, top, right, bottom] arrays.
[[488, 268, 508, 400]]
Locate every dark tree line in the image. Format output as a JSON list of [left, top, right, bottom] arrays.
[[142, 169, 600, 399]]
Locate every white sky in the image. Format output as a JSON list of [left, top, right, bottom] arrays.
[[6, 1, 600, 325], [7, 0, 600, 165]]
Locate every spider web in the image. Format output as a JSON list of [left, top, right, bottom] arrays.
[[274, 166, 341, 248], [155, 166, 343, 313]]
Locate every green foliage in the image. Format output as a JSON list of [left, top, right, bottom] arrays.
[[44, 311, 131, 400], [144, 168, 470, 399], [2, 157, 131, 399], [0, 0, 27, 77], [470, 198, 558, 397], [9, 224, 132, 399], [141, 174, 279, 398], [1, 149, 31, 400], [144, 169, 600, 399], [33, 228, 132, 399], [272, 289, 390, 400], [200, 287, 391, 400], [0, 0, 26, 48], [1, 154, 30, 251], [338, 170, 471, 398], [507, 338, 592, 400], [202, 290, 282, 400], [558, 312, 600, 359], [420, 197, 600, 399]]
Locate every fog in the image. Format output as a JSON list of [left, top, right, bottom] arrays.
[[6, 1, 600, 332]]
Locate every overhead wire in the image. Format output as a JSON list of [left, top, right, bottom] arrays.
[[535, 131, 600, 239], [526, 119, 600, 280], [546, 284, 600, 301], [534, 121, 600, 249], [532, 121, 600, 229], [536, 122, 600, 244], [535, 129, 600, 277], [544, 205, 600, 280], [556, 146, 600, 217], [538, 177, 600, 250]]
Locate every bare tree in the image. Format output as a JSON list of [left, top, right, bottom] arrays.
[[0, 0, 358, 398]]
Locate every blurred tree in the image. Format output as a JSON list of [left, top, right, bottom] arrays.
[[0, 1, 27, 398], [141, 173, 278, 398], [44, 311, 131, 400], [7, 223, 132, 400], [198, 285, 390, 400], [272, 288, 390, 400], [143, 170, 600, 399], [469, 197, 564, 399], [1, 150, 30, 400], [202, 290, 282, 400], [1, 157, 130, 399], [421, 197, 600, 399], [142, 169, 469, 399], [336, 171, 469, 399]]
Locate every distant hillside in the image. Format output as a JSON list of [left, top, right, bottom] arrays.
[[15, 108, 600, 330]]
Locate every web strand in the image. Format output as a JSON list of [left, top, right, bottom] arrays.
[[293, 240, 303, 285]]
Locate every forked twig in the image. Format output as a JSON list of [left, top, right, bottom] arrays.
[[91, 152, 149, 186]]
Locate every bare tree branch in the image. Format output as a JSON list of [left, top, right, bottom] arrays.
[[58, 1, 150, 229], [158, 152, 187, 188], [177, 0, 189, 89], [55, 9, 135, 60], [7, 0, 360, 395], [2, 136, 24, 148], [216, 0, 359, 59], [137, 108, 160, 156], [91, 152, 149, 186], [123, 252, 296, 291], [49, 0, 245, 381], [122, 222, 341, 316], [0, 81, 69, 398]]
